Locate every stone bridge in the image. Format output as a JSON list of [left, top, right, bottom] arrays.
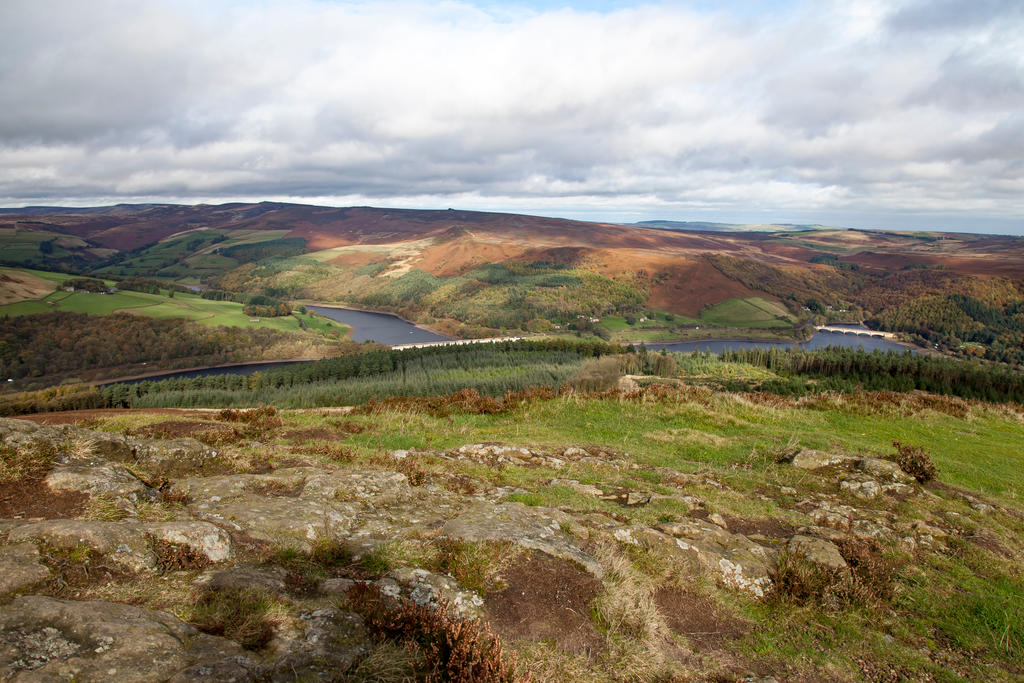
[[815, 326, 896, 340], [391, 336, 524, 350]]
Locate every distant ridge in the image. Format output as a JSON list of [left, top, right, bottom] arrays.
[[634, 220, 831, 233]]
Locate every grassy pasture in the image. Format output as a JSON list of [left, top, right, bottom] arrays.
[[700, 296, 795, 328], [0, 275, 349, 336]]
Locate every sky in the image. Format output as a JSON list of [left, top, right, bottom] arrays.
[[1, 0, 1022, 234]]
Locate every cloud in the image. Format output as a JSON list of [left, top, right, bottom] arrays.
[[0, 0, 1021, 232]]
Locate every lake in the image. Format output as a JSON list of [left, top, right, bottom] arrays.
[[649, 326, 917, 355], [307, 305, 452, 344], [105, 318, 918, 385]]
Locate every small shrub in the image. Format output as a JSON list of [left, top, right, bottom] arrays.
[[346, 582, 520, 683], [149, 536, 211, 571], [891, 441, 938, 483], [433, 539, 512, 596], [770, 550, 851, 610], [186, 587, 284, 649], [302, 442, 355, 463]]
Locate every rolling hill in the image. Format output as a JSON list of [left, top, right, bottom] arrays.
[[1, 202, 1023, 359]]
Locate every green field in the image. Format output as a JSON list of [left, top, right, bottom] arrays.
[[0, 268, 349, 336], [700, 296, 796, 328]]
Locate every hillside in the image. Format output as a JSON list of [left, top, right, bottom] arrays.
[[1, 203, 1024, 359], [0, 364, 1021, 681]]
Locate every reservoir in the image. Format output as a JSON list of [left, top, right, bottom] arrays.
[[106, 321, 917, 385], [307, 305, 452, 344], [650, 326, 916, 355]]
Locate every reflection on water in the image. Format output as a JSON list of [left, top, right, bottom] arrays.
[[307, 305, 451, 344], [107, 316, 919, 386], [649, 330, 917, 355]]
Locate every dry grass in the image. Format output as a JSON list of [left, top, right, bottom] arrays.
[[0, 440, 58, 483], [590, 545, 680, 681], [185, 586, 290, 649]]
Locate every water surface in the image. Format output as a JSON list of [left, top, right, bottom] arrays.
[[307, 305, 451, 344]]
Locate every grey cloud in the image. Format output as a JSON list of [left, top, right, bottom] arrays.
[[0, 0, 1021, 232], [887, 0, 1023, 33]]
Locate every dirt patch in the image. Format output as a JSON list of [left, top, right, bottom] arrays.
[[484, 552, 604, 657], [654, 587, 748, 651], [0, 478, 88, 519], [283, 427, 347, 442], [723, 514, 797, 540], [961, 531, 1012, 558], [20, 409, 217, 425], [131, 420, 240, 444]]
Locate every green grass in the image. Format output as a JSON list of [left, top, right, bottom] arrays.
[[0, 266, 76, 284], [701, 297, 796, 328], [0, 284, 348, 336]]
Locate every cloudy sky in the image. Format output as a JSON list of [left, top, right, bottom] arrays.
[[1, 0, 1022, 233]]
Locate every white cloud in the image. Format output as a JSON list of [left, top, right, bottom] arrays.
[[0, 0, 1021, 232]]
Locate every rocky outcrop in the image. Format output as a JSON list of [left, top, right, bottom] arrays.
[[0, 595, 255, 681], [0, 542, 50, 596], [441, 501, 603, 578], [5, 519, 231, 571]]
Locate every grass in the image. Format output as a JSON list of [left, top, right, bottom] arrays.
[[330, 389, 1024, 505], [0, 278, 349, 336], [700, 297, 796, 328], [33, 374, 1024, 680]]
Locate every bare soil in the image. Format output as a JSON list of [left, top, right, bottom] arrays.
[[653, 586, 748, 651], [484, 551, 604, 657], [723, 514, 797, 540], [21, 409, 218, 425], [0, 477, 88, 519]]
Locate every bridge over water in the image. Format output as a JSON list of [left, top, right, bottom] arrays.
[[815, 326, 896, 340], [391, 336, 524, 350]]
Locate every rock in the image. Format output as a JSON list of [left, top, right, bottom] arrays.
[[199, 564, 292, 595], [319, 577, 356, 595], [840, 476, 882, 500], [6, 520, 232, 572], [708, 513, 728, 528], [194, 565, 292, 597], [789, 450, 857, 470], [442, 502, 603, 578], [146, 521, 232, 563], [549, 478, 604, 497], [268, 608, 370, 681], [45, 462, 155, 500], [131, 438, 218, 476], [0, 542, 51, 595], [786, 535, 848, 570], [178, 468, 449, 551], [655, 520, 777, 597], [0, 595, 253, 681], [600, 488, 652, 506], [7, 520, 156, 572], [856, 457, 915, 484], [389, 567, 485, 619]]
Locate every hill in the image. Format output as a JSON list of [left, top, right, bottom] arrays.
[[0, 351, 1021, 680], [2, 202, 1024, 360]]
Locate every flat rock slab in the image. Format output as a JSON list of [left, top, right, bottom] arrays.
[[7, 519, 156, 572], [787, 534, 848, 570], [0, 542, 51, 596], [45, 463, 155, 500], [441, 502, 603, 578], [0, 595, 253, 682], [5, 519, 233, 571], [654, 519, 778, 597], [179, 468, 452, 551]]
